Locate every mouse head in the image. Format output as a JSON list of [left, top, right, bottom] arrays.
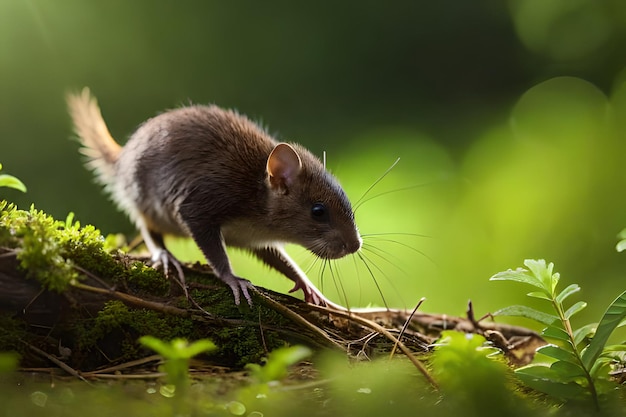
[[266, 143, 362, 259]]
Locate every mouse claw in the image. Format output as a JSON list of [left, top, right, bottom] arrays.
[[222, 275, 255, 306], [289, 279, 345, 309], [150, 248, 188, 298]]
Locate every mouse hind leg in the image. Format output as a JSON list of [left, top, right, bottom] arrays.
[[136, 217, 187, 297], [252, 246, 345, 310]]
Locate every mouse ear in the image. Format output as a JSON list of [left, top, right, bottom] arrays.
[[267, 143, 302, 192]]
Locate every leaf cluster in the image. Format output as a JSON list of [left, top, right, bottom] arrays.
[[491, 259, 626, 410]]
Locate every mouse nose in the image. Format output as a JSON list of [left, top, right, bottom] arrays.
[[342, 234, 362, 256]]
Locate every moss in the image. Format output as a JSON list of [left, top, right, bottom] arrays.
[[211, 326, 268, 367], [123, 260, 170, 297], [0, 201, 174, 298], [74, 300, 197, 362], [0, 202, 117, 292]]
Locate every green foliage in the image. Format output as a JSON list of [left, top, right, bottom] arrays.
[[616, 228, 626, 253], [245, 345, 311, 384], [0, 201, 111, 291], [432, 330, 529, 417], [236, 345, 313, 414], [491, 259, 626, 410], [0, 163, 26, 193], [139, 336, 216, 390]]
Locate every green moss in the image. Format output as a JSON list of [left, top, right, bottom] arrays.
[[212, 326, 267, 366], [124, 260, 170, 296], [0, 201, 174, 298], [0, 201, 117, 291], [75, 301, 196, 360]]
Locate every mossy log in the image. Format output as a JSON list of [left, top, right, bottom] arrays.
[[0, 249, 543, 373], [0, 202, 544, 378]]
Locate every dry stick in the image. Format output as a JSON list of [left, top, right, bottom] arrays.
[[85, 372, 166, 380], [71, 281, 190, 317], [81, 354, 162, 376], [20, 340, 92, 385], [389, 297, 426, 359], [308, 303, 438, 389], [253, 289, 344, 351]]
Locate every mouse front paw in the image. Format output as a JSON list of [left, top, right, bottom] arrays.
[[220, 274, 255, 306], [149, 248, 187, 296]]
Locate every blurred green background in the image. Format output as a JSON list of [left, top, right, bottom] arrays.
[[2, 0, 626, 325]]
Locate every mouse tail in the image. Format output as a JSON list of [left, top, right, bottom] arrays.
[[66, 87, 121, 187]]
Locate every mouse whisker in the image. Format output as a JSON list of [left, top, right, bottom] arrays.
[[353, 157, 401, 211], [360, 231, 432, 239], [328, 260, 351, 309], [355, 251, 390, 310], [362, 233, 437, 265], [360, 243, 410, 275]]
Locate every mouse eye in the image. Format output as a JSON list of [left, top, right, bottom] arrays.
[[311, 202, 329, 222]]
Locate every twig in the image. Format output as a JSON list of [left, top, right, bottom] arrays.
[[319, 307, 438, 389], [70, 281, 190, 317], [20, 340, 92, 385], [390, 297, 425, 359], [253, 289, 344, 350]]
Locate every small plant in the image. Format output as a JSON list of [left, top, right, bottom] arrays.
[[432, 330, 530, 416], [139, 336, 216, 393], [245, 345, 312, 385], [491, 259, 626, 411], [0, 163, 26, 192]]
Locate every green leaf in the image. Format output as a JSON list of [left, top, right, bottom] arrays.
[[490, 268, 545, 291], [582, 290, 626, 369], [246, 346, 312, 383], [183, 339, 217, 358], [617, 229, 626, 252], [527, 291, 552, 301], [556, 284, 580, 304], [492, 305, 558, 326], [139, 335, 175, 358], [573, 323, 596, 346], [600, 344, 626, 353], [516, 363, 560, 380], [542, 325, 570, 343], [0, 174, 27, 192], [616, 239, 626, 253], [589, 358, 615, 382], [550, 360, 587, 379], [516, 365, 588, 400], [564, 301, 587, 320], [537, 345, 579, 365], [524, 259, 558, 294]]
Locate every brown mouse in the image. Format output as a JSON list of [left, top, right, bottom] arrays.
[[66, 88, 361, 307]]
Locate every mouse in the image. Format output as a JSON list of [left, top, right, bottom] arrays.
[[66, 88, 362, 307]]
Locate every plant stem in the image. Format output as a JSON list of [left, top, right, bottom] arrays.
[[552, 298, 599, 410]]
